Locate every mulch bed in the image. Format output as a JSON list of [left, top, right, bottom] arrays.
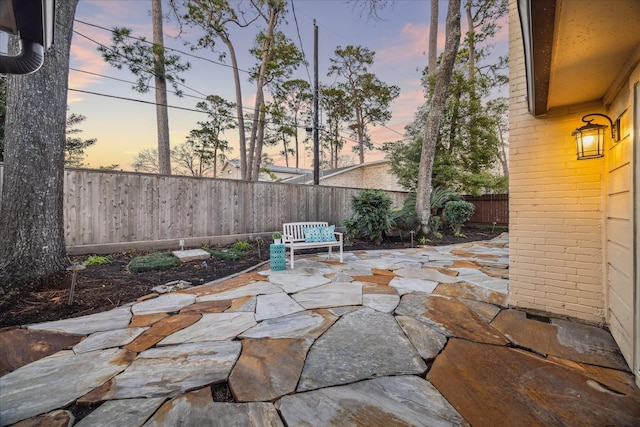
[[0, 227, 504, 329]]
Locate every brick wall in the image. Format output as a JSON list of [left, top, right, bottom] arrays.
[[508, 0, 605, 323]]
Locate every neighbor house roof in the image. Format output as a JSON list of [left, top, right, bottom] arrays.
[[282, 160, 391, 185]]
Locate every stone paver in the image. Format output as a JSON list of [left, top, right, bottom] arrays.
[[26, 306, 132, 335], [0, 349, 135, 426], [172, 248, 210, 262], [429, 338, 640, 426], [278, 375, 468, 426], [297, 307, 426, 391], [255, 292, 305, 321], [73, 327, 147, 354], [143, 388, 283, 427], [158, 312, 256, 345], [5, 233, 640, 427], [81, 342, 241, 401], [131, 293, 196, 315], [229, 338, 313, 402], [396, 293, 509, 345], [75, 398, 166, 427], [0, 329, 83, 375], [292, 282, 363, 309], [396, 315, 447, 360], [239, 310, 337, 339], [491, 309, 630, 371]]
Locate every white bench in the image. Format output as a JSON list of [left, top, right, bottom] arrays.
[[282, 222, 343, 268]]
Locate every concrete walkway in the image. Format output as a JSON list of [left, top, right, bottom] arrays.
[[1, 233, 640, 426]]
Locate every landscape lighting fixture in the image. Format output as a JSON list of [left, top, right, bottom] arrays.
[[571, 113, 620, 160]]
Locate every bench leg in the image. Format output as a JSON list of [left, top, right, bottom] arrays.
[[328, 246, 332, 260], [290, 247, 295, 269], [339, 245, 343, 263]]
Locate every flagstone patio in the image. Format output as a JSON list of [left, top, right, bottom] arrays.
[[1, 233, 639, 426]]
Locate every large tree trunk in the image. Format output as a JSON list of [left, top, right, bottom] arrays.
[[415, 0, 461, 234], [152, 0, 172, 175], [428, 0, 438, 78], [0, 0, 79, 295], [223, 38, 248, 180]]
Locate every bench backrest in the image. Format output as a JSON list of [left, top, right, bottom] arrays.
[[283, 222, 329, 242]]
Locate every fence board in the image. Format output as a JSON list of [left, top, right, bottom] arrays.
[[463, 194, 509, 226]]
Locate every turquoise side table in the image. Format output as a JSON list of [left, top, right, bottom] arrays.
[[270, 243, 286, 271]]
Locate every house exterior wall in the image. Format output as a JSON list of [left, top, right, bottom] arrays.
[[322, 162, 406, 192], [605, 65, 639, 371], [509, 0, 605, 323], [218, 163, 241, 179]]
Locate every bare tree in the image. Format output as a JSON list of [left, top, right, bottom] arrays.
[[428, 0, 438, 79], [415, 0, 461, 233], [0, 0, 80, 294]]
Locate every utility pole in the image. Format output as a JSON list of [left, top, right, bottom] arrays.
[[313, 19, 319, 185]]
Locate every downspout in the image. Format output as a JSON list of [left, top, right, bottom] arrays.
[[0, 0, 54, 75], [0, 38, 44, 74]]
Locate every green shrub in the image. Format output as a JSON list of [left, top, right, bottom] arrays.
[[444, 200, 475, 236], [232, 241, 251, 251], [83, 255, 112, 266], [391, 196, 420, 236], [207, 248, 246, 261], [128, 252, 180, 273], [343, 189, 394, 245]]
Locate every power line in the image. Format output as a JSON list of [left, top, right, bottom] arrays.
[[69, 88, 210, 114], [289, 0, 313, 87], [74, 19, 253, 75], [72, 29, 207, 98], [68, 87, 318, 131], [69, 67, 205, 101]]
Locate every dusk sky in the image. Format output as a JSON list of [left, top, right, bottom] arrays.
[[67, 0, 508, 170]]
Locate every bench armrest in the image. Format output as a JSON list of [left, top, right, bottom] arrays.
[[282, 234, 294, 243]]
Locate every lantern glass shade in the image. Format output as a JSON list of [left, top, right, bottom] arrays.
[[572, 122, 605, 159]]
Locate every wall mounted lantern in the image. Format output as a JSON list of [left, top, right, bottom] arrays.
[[571, 113, 620, 160]]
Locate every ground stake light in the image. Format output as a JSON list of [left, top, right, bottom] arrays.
[[571, 113, 620, 160]]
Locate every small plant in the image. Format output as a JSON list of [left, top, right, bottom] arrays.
[[208, 248, 246, 261], [128, 252, 180, 273], [418, 236, 430, 245], [272, 232, 282, 240], [83, 255, 112, 266], [232, 241, 251, 251], [444, 200, 475, 236]]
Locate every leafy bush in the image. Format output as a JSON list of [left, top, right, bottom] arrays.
[[232, 241, 251, 251], [391, 196, 420, 236], [128, 252, 180, 273], [431, 187, 461, 213], [207, 248, 246, 261], [83, 255, 112, 266], [444, 200, 475, 236], [343, 189, 394, 245]]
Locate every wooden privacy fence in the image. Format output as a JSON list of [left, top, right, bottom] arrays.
[[60, 169, 409, 253], [463, 194, 509, 226], [0, 164, 507, 252]]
